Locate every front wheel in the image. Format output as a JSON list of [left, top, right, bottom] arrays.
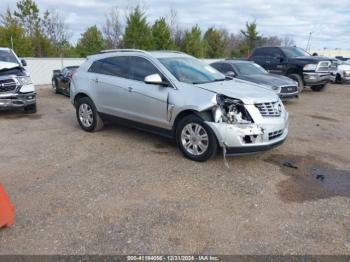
[[76, 97, 104, 132], [288, 74, 304, 93], [176, 115, 218, 162], [310, 84, 327, 92]]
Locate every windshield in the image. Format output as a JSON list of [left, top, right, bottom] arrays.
[[234, 63, 268, 75], [280, 47, 310, 58], [0, 50, 19, 64], [158, 57, 225, 84]]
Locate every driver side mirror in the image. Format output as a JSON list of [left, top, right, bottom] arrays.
[[21, 59, 27, 67], [144, 74, 169, 86], [225, 71, 236, 78]]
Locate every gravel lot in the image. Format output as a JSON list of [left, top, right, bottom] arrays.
[[0, 84, 349, 255]]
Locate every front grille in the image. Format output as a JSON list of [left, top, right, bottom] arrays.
[[269, 130, 283, 140], [280, 85, 298, 94], [255, 101, 282, 117], [316, 61, 337, 72], [0, 79, 17, 93]]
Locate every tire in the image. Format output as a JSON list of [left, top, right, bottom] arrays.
[[288, 74, 304, 93], [310, 84, 327, 92], [24, 104, 37, 114], [52, 79, 59, 94], [76, 97, 104, 132], [176, 114, 218, 162], [335, 74, 343, 84]]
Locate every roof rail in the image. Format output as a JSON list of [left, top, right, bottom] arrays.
[[99, 49, 147, 54], [150, 50, 185, 54]]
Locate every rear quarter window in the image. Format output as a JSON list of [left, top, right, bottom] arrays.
[[88, 56, 129, 78]]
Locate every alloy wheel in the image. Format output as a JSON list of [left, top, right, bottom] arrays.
[[78, 103, 93, 128], [181, 123, 209, 156]]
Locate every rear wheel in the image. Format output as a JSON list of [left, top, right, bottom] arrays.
[[288, 73, 304, 93], [76, 97, 104, 132], [176, 115, 218, 162], [310, 84, 327, 92], [52, 79, 59, 94]]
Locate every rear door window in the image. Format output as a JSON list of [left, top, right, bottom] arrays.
[[89, 56, 129, 78]]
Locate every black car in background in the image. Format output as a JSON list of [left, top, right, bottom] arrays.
[[210, 60, 299, 100], [52, 66, 79, 96], [248, 47, 337, 92]]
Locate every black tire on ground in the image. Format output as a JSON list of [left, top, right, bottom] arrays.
[[335, 74, 343, 84], [176, 114, 218, 162], [75, 97, 104, 132], [288, 73, 304, 93], [310, 84, 327, 92], [53, 79, 59, 94], [24, 104, 37, 114]]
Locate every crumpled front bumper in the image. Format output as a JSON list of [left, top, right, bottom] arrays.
[[206, 106, 289, 156], [0, 91, 36, 109], [303, 72, 332, 86]]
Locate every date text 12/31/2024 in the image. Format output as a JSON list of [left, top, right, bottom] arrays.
[[127, 255, 220, 261]]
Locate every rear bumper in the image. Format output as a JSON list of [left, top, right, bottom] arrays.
[[0, 92, 36, 109], [303, 72, 332, 86]]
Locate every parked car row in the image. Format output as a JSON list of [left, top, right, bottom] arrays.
[[0, 46, 343, 162]]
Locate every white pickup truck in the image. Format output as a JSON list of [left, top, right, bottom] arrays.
[[0, 47, 36, 113]]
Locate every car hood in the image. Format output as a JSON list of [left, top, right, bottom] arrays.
[[289, 56, 336, 64], [196, 79, 279, 105], [238, 74, 296, 87], [0, 61, 19, 71]]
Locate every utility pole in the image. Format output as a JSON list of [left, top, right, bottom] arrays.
[[306, 32, 312, 52]]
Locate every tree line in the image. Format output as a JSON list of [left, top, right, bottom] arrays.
[[0, 0, 295, 58]]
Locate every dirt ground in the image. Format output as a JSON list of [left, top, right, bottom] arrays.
[[0, 84, 349, 255]]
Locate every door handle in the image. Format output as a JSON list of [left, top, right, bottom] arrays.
[[128, 87, 133, 92], [93, 78, 99, 83]]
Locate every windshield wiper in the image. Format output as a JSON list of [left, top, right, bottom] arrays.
[[214, 78, 227, 82]]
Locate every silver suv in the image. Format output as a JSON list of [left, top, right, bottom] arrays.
[[71, 50, 288, 162]]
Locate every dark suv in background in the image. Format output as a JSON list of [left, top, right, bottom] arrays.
[[248, 47, 337, 92]]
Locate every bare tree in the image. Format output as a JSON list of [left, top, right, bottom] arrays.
[[103, 7, 122, 49], [282, 35, 295, 47], [258, 36, 282, 47], [167, 7, 185, 48], [41, 10, 71, 48]]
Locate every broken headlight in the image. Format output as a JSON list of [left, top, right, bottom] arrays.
[[17, 76, 32, 86], [214, 94, 253, 124]]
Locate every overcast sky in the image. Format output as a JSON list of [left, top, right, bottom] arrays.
[[2, 0, 350, 49]]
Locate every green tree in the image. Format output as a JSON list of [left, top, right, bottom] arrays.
[[122, 6, 152, 50], [0, 8, 32, 56], [13, 0, 54, 57], [203, 27, 227, 58], [151, 17, 174, 50], [181, 25, 205, 58], [14, 0, 40, 37], [76, 26, 105, 57], [240, 21, 261, 56]]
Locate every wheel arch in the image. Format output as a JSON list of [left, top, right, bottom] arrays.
[[171, 109, 214, 137], [286, 67, 302, 76], [73, 92, 92, 107]]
